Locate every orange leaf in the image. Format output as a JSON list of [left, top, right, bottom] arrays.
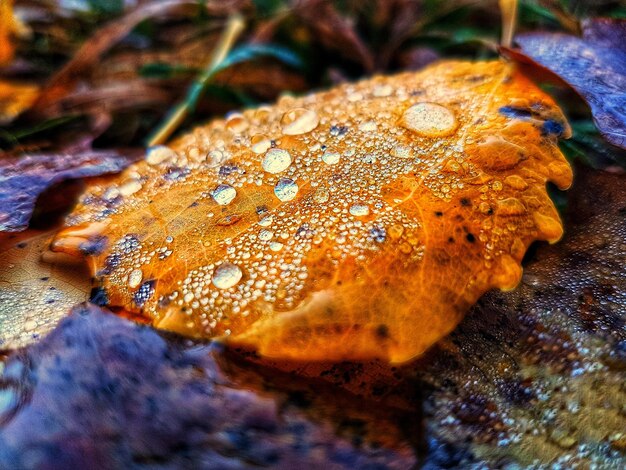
[[0, 0, 16, 66], [0, 80, 38, 125], [51, 60, 572, 364]]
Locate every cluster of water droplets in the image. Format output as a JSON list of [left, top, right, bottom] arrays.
[[65, 65, 566, 336]]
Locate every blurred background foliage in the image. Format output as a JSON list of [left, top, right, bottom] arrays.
[[0, 0, 624, 168]]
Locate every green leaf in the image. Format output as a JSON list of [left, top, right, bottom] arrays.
[[217, 43, 304, 73]]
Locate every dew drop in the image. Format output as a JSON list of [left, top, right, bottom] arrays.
[[349, 204, 370, 217], [370, 226, 386, 242], [251, 134, 271, 154], [119, 179, 142, 196], [281, 108, 319, 135], [225, 113, 248, 133], [258, 215, 273, 227], [401, 102, 458, 137], [262, 148, 292, 174], [259, 229, 274, 241], [212, 184, 237, 205], [146, 146, 176, 165], [313, 187, 329, 203], [206, 150, 227, 167], [128, 268, 143, 289], [373, 84, 393, 97], [212, 262, 243, 289], [269, 242, 284, 252], [358, 121, 377, 132], [322, 151, 340, 165], [103, 187, 120, 202], [363, 154, 377, 164], [391, 144, 412, 159], [274, 178, 299, 202]]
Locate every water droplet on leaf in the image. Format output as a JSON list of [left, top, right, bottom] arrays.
[[281, 108, 319, 135], [262, 148, 292, 174], [349, 204, 370, 216], [274, 178, 299, 202], [128, 268, 143, 288], [146, 146, 176, 165], [322, 151, 340, 165], [212, 184, 236, 205], [401, 102, 458, 137], [251, 134, 271, 154], [212, 262, 242, 289]]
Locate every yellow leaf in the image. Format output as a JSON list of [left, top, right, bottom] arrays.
[[0, 80, 38, 124], [52, 60, 572, 363]]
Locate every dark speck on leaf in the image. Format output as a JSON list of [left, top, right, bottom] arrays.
[[376, 324, 390, 339], [89, 287, 109, 307], [542, 120, 565, 137]]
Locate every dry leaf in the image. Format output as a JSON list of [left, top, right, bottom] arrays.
[[0, 150, 138, 232], [512, 18, 626, 149], [0, 303, 416, 468], [51, 60, 572, 364], [0, 0, 16, 66], [294, 0, 375, 72], [29, 0, 202, 116], [0, 80, 38, 125]]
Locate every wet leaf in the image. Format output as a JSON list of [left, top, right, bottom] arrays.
[[417, 167, 626, 467], [52, 60, 572, 364], [0, 230, 91, 349], [1, 168, 622, 467], [0, 150, 138, 232], [0, 303, 417, 468], [512, 18, 626, 149]]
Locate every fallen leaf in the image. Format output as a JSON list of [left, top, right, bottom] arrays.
[[51, 60, 573, 364], [1, 168, 622, 467], [512, 18, 626, 149], [0, 230, 91, 349], [0, 303, 417, 468], [294, 0, 375, 72], [0, 0, 16, 66], [417, 167, 626, 467], [29, 0, 202, 116], [0, 80, 38, 125], [0, 150, 138, 232]]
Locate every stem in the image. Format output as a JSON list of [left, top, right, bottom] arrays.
[[499, 0, 518, 48], [146, 13, 245, 147]]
